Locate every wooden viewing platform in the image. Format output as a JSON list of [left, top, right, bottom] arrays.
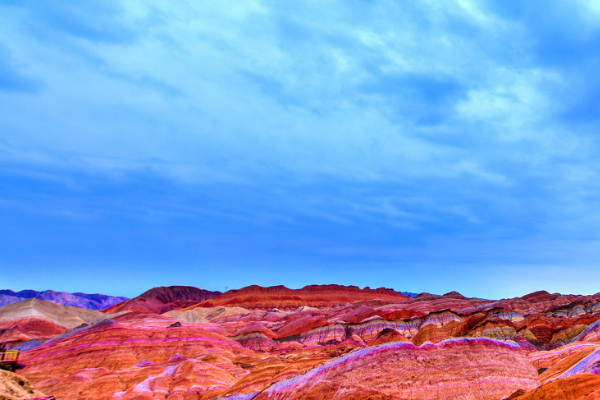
[[1, 350, 20, 362], [0, 350, 23, 372]]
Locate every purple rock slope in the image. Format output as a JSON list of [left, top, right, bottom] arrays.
[[0, 289, 128, 310]]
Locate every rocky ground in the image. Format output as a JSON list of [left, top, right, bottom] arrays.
[[2, 285, 600, 399], [0, 370, 47, 400]]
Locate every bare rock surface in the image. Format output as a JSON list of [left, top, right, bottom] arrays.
[[250, 338, 539, 400], [0, 370, 46, 400], [6, 285, 600, 399], [164, 306, 251, 323], [103, 286, 221, 314], [0, 299, 114, 347], [508, 373, 600, 399], [196, 284, 407, 309]]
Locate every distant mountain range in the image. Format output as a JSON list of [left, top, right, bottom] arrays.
[[0, 289, 128, 310], [0, 287, 419, 311], [401, 291, 419, 297]]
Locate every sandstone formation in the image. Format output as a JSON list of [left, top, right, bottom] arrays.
[[0, 370, 47, 400], [0, 298, 114, 347], [164, 306, 251, 323], [103, 286, 221, 314], [19, 314, 254, 399], [250, 338, 539, 400], [3, 285, 600, 399], [195, 284, 407, 309], [508, 373, 600, 399]]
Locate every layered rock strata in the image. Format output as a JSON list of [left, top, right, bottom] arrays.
[[103, 286, 221, 314], [248, 338, 539, 400], [0, 299, 114, 347], [196, 285, 407, 309], [7, 285, 600, 400]]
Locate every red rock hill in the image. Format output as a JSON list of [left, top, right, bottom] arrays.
[[195, 284, 407, 310], [103, 286, 221, 314]]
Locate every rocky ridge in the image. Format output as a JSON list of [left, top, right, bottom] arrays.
[[3, 285, 600, 399], [195, 284, 406, 309], [103, 285, 221, 314], [0, 298, 116, 348]]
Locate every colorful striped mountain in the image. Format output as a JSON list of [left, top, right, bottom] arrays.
[[1, 284, 600, 399]]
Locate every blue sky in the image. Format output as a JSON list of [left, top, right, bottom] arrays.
[[2, 1, 600, 298]]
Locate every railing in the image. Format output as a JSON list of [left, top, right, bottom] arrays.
[[0, 350, 20, 363]]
